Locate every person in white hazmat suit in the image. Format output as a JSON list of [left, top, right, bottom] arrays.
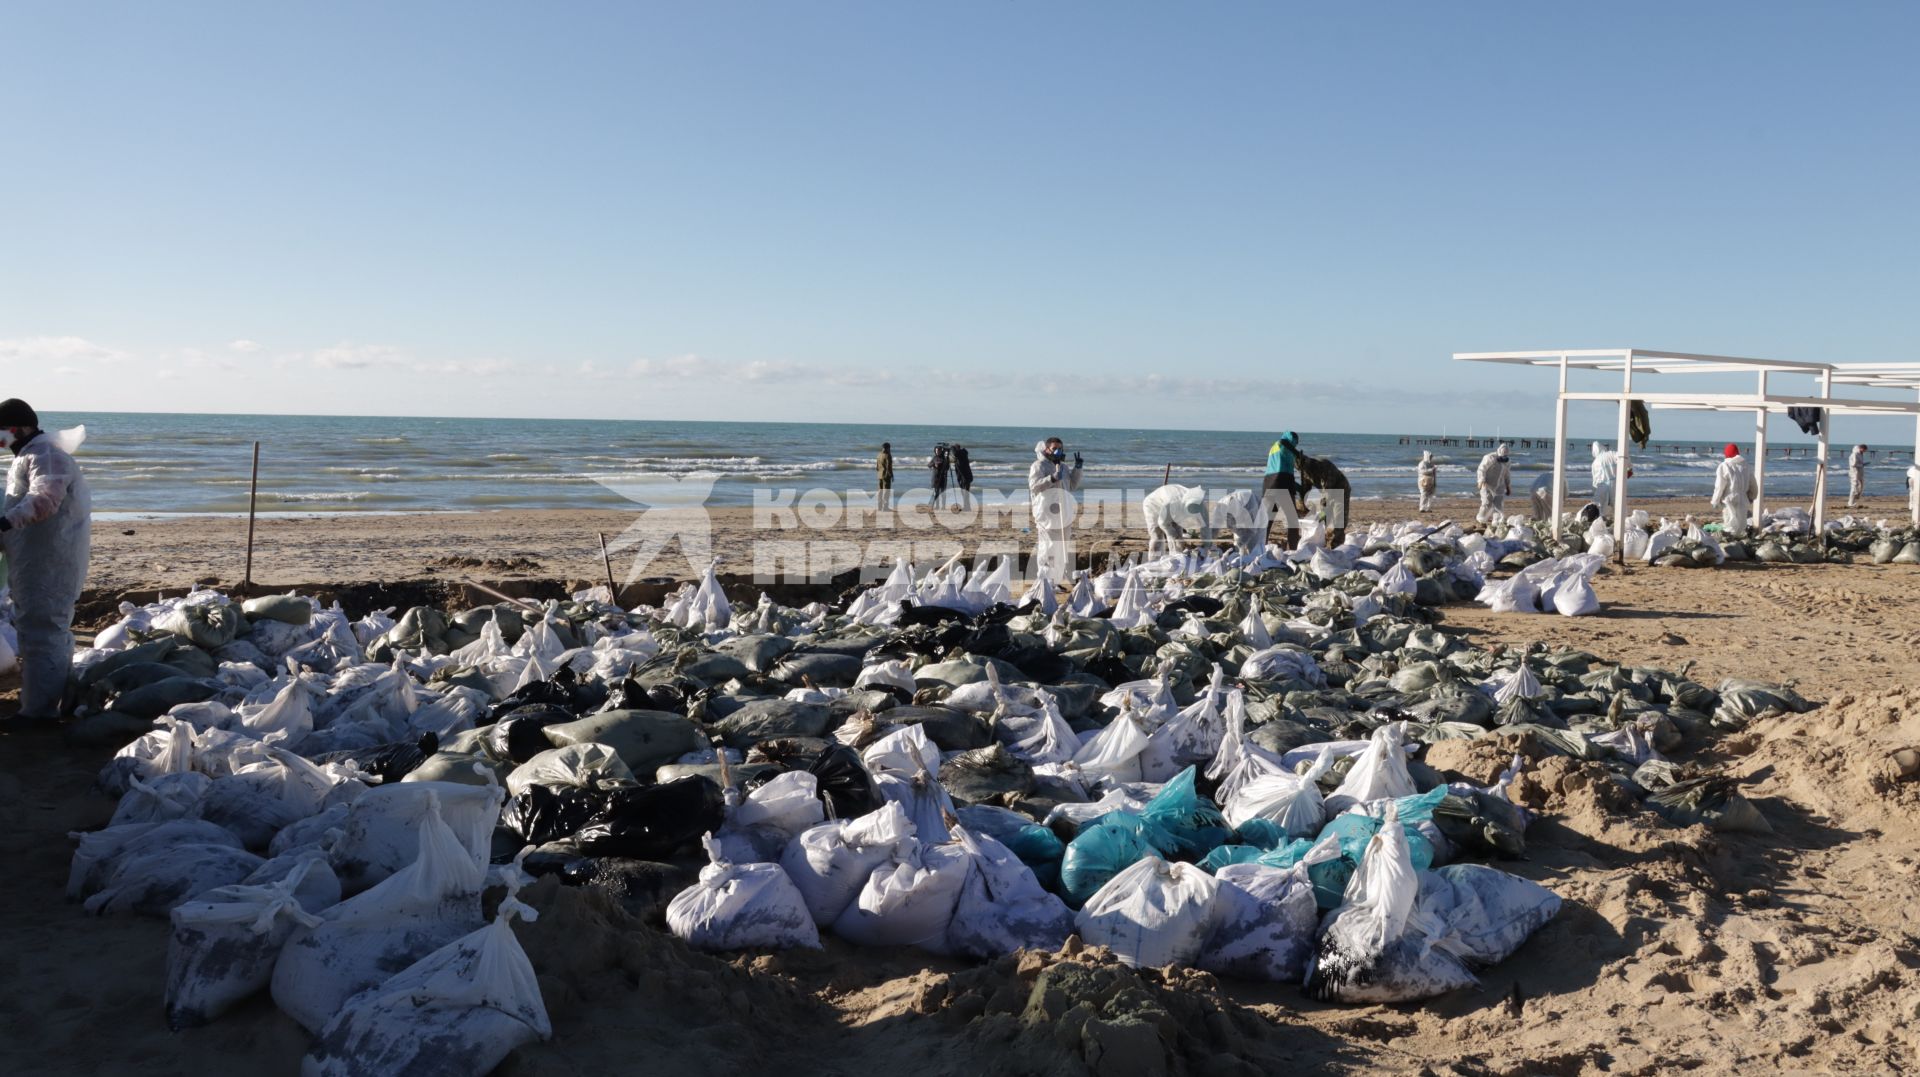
[[1140, 483, 1209, 558], [0, 399, 91, 721], [1590, 442, 1622, 519], [1028, 437, 1083, 585], [1710, 442, 1758, 537], [1475, 443, 1511, 525], [1415, 451, 1438, 512], [1906, 462, 1919, 526], [1848, 444, 1867, 508]]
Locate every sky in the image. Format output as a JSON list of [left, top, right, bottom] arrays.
[[3, 2, 1918, 440]]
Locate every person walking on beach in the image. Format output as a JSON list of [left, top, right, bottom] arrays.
[[1848, 444, 1867, 508], [1908, 460, 1920, 526], [876, 442, 894, 512], [1415, 450, 1438, 513], [1475, 443, 1512, 526], [929, 444, 951, 509], [0, 399, 91, 723], [1260, 431, 1302, 549], [1710, 443, 1758, 537], [1028, 437, 1082, 584], [951, 444, 974, 510]]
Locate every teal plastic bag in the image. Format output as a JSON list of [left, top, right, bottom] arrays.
[[1060, 818, 1159, 907], [1139, 766, 1231, 857], [1231, 818, 1290, 851], [1200, 844, 1266, 873], [1287, 791, 1450, 911], [1004, 824, 1066, 891]]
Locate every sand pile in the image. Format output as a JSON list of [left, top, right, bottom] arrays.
[[858, 942, 1306, 1077], [503, 873, 1321, 1077]]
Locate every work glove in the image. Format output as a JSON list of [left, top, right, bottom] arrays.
[[1073, 452, 1083, 468]]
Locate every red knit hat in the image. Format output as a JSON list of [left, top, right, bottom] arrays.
[[1724, 443, 1739, 458]]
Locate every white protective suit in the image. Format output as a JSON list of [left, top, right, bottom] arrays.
[[1590, 442, 1621, 517], [1710, 452, 1759, 537], [2, 427, 92, 717], [1415, 451, 1437, 512], [1528, 474, 1564, 523], [1209, 489, 1264, 554], [1907, 464, 1920, 525], [1475, 445, 1511, 525], [1848, 445, 1866, 508], [1028, 440, 1082, 584], [1141, 483, 1210, 557]]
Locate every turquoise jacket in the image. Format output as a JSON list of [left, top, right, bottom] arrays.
[[1265, 433, 1297, 476]]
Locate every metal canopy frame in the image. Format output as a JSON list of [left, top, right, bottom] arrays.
[[1453, 348, 1920, 540]]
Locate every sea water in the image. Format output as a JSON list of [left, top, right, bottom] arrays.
[[41, 411, 1906, 515]]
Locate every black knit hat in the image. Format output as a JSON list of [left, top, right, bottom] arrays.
[[0, 398, 37, 428]]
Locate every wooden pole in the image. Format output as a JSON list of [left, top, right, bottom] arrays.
[[598, 531, 619, 603], [243, 441, 260, 596], [464, 578, 545, 612], [1162, 463, 1171, 486]]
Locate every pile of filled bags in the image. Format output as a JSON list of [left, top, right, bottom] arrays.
[[63, 520, 1822, 1065]]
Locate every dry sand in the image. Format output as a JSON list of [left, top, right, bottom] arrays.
[[6, 503, 1920, 1075], [86, 493, 1919, 596]]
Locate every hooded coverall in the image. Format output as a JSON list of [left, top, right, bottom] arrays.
[[3, 431, 92, 717], [1028, 440, 1082, 584]]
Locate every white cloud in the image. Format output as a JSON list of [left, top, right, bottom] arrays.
[[412, 359, 515, 378], [310, 342, 410, 370], [228, 339, 261, 353], [1081, 371, 1539, 409], [50, 365, 85, 376], [620, 354, 896, 389], [628, 354, 709, 378], [0, 335, 130, 364]]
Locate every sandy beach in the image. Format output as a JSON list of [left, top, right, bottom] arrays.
[[83, 492, 1918, 597], [4, 500, 1919, 1074]]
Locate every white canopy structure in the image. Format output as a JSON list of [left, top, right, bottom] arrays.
[[1453, 348, 1920, 543]]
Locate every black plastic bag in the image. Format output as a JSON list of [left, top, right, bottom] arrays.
[[485, 704, 574, 763], [315, 732, 440, 784], [897, 602, 969, 627], [573, 776, 726, 859], [961, 622, 1013, 656], [604, 675, 680, 713], [809, 744, 880, 819], [500, 784, 603, 845], [553, 665, 609, 713], [1161, 594, 1224, 617], [488, 681, 574, 722]]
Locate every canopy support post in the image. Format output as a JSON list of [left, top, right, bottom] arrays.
[[1551, 353, 1568, 539], [1752, 371, 1769, 529], [1613, 351, 1634, 557], [1814, 369, 1832, 532]]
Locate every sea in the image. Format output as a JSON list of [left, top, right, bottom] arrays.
[[35, 411, 1912, 517]]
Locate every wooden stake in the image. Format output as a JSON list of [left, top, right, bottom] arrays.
[[597, 531, 619, 602], [243, 441, 260, 596], [1162, 462, 1171, 486], [464, 578, 545, 612]]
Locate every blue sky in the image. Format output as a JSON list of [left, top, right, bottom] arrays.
[[3, 2, 1917, 440]]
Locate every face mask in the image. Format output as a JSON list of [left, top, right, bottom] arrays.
[[1048, 449, 1065, 462]]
